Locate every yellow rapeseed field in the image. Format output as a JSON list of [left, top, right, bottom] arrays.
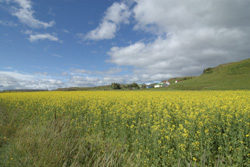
[[0, 91, 250, 166]]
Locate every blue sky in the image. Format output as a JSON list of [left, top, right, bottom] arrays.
[[1, 0, 250, 90]]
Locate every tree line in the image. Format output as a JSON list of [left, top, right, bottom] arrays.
[[110, 82, 141, 90]]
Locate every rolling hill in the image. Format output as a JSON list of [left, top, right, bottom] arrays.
[[166, 58, 250, 90]]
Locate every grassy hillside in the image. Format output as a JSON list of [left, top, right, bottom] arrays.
[[167, 58, 250, 90]]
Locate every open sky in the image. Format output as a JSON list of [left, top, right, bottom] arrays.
[[1, 0, 250, 90]]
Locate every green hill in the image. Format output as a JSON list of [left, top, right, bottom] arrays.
[[167, 58, 250, 90]]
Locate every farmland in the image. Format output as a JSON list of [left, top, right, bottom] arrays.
[[0, 91, 250, 166]]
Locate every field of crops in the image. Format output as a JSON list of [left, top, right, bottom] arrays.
[[0, 91, 250, 166]]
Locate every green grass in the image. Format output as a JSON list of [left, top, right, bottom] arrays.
[[167, 58, 250, 90], [0, 105, 135, 167]]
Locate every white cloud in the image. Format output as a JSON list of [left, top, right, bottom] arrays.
[[85, 2, 131, 40], [0, 71, 63, 90], [85, 21, 117, 40], [21, 30, 61, 43], [67, 75, 133, 87], [0, 20, 18, 26], [28, 33, 59, 42], [106, 0, 250, 82], [104, 2, 131, 24], [1, 0, 55, 28], [0, 68, 130, 91], [132, 0, 250, 33], [1, 1, 58, 43], [0, 68, 163, 91], [63, 67, 130, 87]]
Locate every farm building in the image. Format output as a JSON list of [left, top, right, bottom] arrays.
[[161, 81, 170, 85], [154, 83, 169, 88]]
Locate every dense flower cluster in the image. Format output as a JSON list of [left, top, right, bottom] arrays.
[[0, 91, 249, 166]]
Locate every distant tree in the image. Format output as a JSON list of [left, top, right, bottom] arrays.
[[127, 83, 140, 89], [141, 83, 147, 89], [132, 83, 140, 89], [111, 82, 121, 89], [203, 67, 213, 74], [123, 85, 128, 89]]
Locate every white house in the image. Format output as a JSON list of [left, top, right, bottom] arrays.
[[154, 82, 169, 88], [154, 83, 162, 88]]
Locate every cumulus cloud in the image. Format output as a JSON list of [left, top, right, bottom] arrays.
[[28, 33, 59, 42], [85, 2, 131, 40], [9, 0, 55, 28], [0, 71, 63, 90], [107, 0, 250, 82], [60, 67, 131, 87], [21, 30, 61, 43], [67, 75, 133, 88], [132, 0, 250, 33], [0, 69, 129, 91], [0, 0, 58, 43]]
